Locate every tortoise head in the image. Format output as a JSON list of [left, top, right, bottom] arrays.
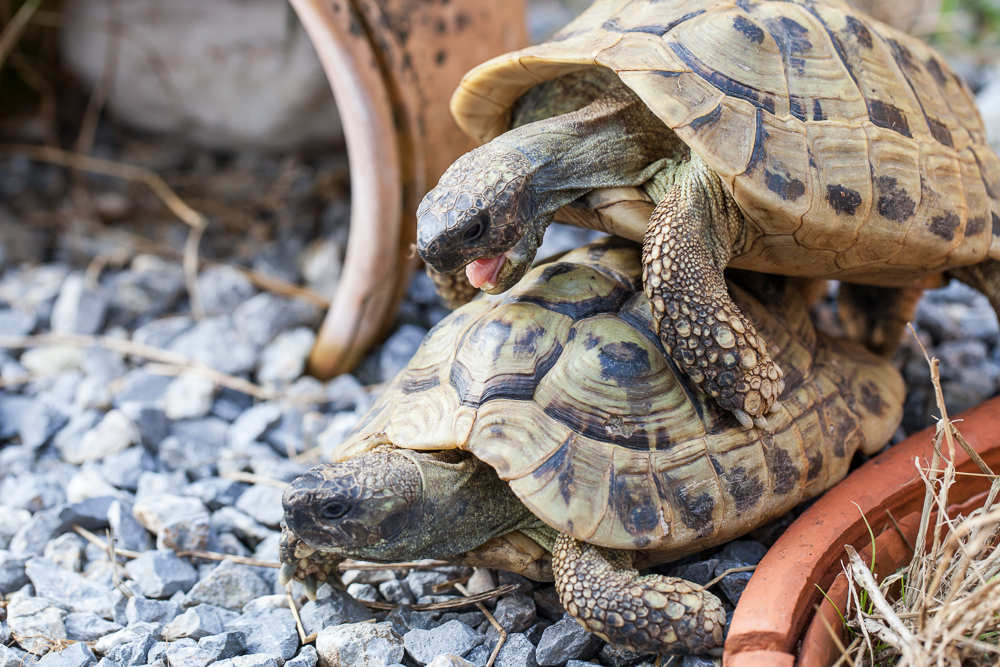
[[281, 447, 533, 563], [416, 144, 543, 294]]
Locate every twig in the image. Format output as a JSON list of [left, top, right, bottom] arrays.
[[456, 582, 506, 667], [0, 0, 44, 70], [698, 565, 756, 591], [174, 550, 280, 568], [358, 584, 518, 611], [431, 574, 472, 594], [885, 508, 915, 556], [142, 363, 272, 400], [73, 524, 143, 560], [219, 471, 290, 489], [287, 588, 309, 645]]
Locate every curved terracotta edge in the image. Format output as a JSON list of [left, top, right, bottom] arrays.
[[797, 488, 992, 667], [291, 0, 405, 379], [725, 650, 795, 667], [724, 394, 1000, 664]]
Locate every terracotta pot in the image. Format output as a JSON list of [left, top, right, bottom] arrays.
[[290, 0, 527, 378], [724, 395, 1000, 667]]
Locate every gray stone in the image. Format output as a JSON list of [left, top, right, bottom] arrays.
[[403, 620, 484, 663], [168, 316, 258, 376], [714, 560, 753, 607], [36, 640, 96, 667], [198, 265, 255, 316], [163, 374, 217, 420], [101, 446, 157, 492], [211, 507, 272, 548], [131, 315, 194, 350], [282, 645, 317, 667], [105, 630, 155, 667], [257, 327, 315, 384], [347, 583, 379, 602], [6, 596, 68, 654], [214, 656, 279, 667], [403, 570, 452, 600], [117, 404, 168, 449], [249, 455, 309, 482], [226, 402, 284, 450], [234, 483, 285, 528], [163, 604, 239, 640], [491, 633, 537, 667], [132, 494, 208, 535], [107, 500, 153, 552], [51, 273, 108, 335], [497, 571, 534, 598], [224, 597, 299, 661], [0, 307, 35, 336], [315, 622, 404, 667], [112, 369, 173, 411], [157, 435, 220, 476], [719, 541, 767, 566], [125, 597, 180, 625], [385, 606, 439, 636], [231, 294, 321, 348], [379, 579, 414, 605], [64, 611, 122, 641], [534, 616, 602, 666], [599, 643, 654, 667], [43, 533, 86, 572], [1, 472, 65, 512], [669, 560, 720, 587], [680, 656, 718, 667], [0, 645, 23, 667], [25, 557, 114, 615], [164, 643, 214, 667], [147, 641, 170, 663], [0, 551, 29, 592], [210, 387, 254, 422], [185, 478, 247, 511], [299, 589, 375, 636], [198, 630, 247, 661], [463, 645, 491, 667], [379, 324, 427, 382], [18, 398, 70, 450], [485, 594, 535, 646], [523, 621, 549, 646], [0, 394, 32, 440], [123, 550, 199, 598], [182, 560, 270, 611]]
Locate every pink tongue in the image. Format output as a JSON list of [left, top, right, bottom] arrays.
[[466, 256, 506, 288]]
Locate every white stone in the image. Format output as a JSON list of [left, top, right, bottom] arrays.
[[132, 494, 209, 535], [59, 0, 343, 150], [65, 409, 139, 464], [19, 344, 83, 376], [163, 373, 216, 420], [256, 327, 315, 385], [66, 463, 122, 503], [299, 238, 343, 300], [316, 622, 404, 667]]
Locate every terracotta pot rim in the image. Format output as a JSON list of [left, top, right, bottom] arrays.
[[723, 395, 1000, 667]]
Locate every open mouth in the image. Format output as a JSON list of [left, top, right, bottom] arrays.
[[466, 255, 506, 289]]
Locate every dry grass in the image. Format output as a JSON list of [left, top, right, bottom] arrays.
[[839, 340, 1000, 666]]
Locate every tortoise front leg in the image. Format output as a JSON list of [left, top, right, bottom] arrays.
[[425, 265, 479, 309], [551, 533, 726, 656], [643, 156, 782, 429]]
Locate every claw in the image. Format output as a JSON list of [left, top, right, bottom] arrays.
[[733, 409, 754, 430], [279, 562, 298, 586], [753, 415, 769, 430], [304, 574, 318, 601], [769, 401, 783, 414]]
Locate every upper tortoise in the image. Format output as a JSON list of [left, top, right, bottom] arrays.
[[416, 0, 1000, 429], [280, 239, 904, 656]]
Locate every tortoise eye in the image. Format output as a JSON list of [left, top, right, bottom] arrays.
[[463, 216, 489, 243], [320, 502, 349, 521]]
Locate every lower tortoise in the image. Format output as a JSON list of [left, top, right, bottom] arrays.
[[416, 0, 1000, 428], [279, 239, 904, 656]]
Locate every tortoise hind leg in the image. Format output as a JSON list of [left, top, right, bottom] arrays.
[[947, 259, 1000, 324], [425, 265, 479, 309], [836, 283, 928, 357], [643, 155, 783, 429], [551, 533, 726, 656]]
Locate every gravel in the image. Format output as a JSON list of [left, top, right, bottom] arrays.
[[2, 29, 999, 667]]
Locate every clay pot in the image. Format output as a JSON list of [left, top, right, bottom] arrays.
[[724, 395, 1000, 667], [290, 0, 527, 378]]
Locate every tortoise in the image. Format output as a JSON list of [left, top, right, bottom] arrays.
[[414, 0, 1000, 429], [279, 238, 904, 656]]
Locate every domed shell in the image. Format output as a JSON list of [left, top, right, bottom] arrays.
[[333, 239, 903, 554], [450, 0, 1000, 285]]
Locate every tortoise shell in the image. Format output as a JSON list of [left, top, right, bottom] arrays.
[[449, 0, 1000, 285], [332, 239, 904, 556]]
